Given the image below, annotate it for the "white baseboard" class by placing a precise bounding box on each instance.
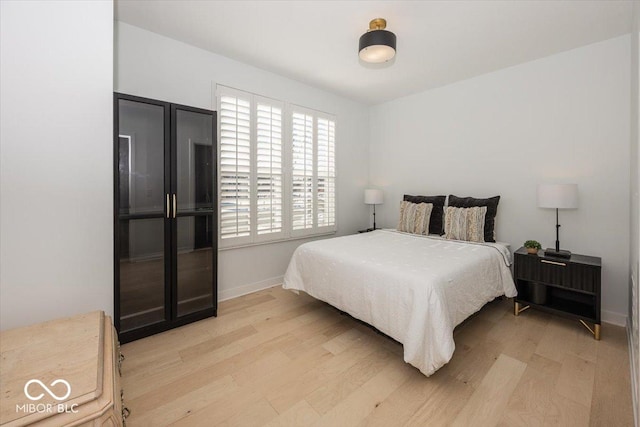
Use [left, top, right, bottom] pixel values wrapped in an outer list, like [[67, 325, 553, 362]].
[[219, 276, 283, 302], [602, 310, 627, 327], [627, 317, 639, 427]]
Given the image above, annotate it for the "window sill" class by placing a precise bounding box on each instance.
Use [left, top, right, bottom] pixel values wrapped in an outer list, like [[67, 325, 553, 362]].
[[218, 231, 337, 251]]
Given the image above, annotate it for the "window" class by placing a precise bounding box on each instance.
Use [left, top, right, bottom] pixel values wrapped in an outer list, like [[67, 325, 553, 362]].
[[316, 117, 336, 229], [256, 100, 283, 238], [217, 86, 336, 248], [291, 111, 314, 232], [219, 89, 251, 242]]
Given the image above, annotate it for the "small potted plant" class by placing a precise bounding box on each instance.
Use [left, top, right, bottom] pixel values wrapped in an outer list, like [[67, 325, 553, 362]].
[[524, 240, 542, 255]]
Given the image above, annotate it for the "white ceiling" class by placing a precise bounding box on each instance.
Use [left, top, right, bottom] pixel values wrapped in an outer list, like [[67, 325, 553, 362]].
[[115, 1, 632, 105]]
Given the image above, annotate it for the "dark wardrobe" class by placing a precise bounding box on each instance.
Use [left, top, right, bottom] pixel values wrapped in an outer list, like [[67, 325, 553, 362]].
[[114, 93, 217, 343]]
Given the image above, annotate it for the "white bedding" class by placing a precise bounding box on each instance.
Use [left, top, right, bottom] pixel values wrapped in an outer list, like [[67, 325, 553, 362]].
[[283, 229, 517, 376]]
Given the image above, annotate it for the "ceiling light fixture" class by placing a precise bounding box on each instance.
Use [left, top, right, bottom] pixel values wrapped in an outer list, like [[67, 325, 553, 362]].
[[358, 18, 397, 63]]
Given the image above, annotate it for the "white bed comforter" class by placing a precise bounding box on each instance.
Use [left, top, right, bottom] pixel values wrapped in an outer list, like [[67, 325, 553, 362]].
[[283, 229, 517, 376]]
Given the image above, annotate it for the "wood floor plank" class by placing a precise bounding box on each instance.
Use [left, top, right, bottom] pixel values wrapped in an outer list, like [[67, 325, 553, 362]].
[[178, 324, 258, 362], [256, 342, 335, 403], [232, 350, 292, 386], [498, 354, 562, 427], [169, 385, 265, 426], [218, 292, 276, 316], [589, 327, 634, 427], [322, 328, 364, 355], [543, 392, 590, 427], [126, 375, 237, 427], [120, 286, 634, 427], [218, 398, 279, 427], [358, 370, 443, 427], [265, 332, 375, 413], [403, 374, 474, 427], [305, 348, 396, 415], [554, 353, 596, 407], [474, 297, 510, 324], [312, 357, 416, 427], [439, 337, 505, 390], [265, 400, 321, 427], [282, 318, 351, 359], [127, 333, 299, 414], [535, 316, 597, 364], [451, 354, 527, 427]]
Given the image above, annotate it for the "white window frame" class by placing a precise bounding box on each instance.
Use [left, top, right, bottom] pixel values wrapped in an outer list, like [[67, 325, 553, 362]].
[[216, 85, 337, 249]]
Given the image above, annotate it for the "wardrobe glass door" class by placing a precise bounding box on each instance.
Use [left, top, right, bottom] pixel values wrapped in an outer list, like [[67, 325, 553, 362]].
[[116, 97, 170, 334], [173, 106, 216, 317]]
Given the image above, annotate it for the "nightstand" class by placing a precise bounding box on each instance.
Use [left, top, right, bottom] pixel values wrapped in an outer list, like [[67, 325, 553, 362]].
[[513, 247, 602, 340]]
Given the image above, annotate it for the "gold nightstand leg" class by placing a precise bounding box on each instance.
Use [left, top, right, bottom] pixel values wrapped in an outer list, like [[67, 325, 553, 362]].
[[579, 320, 601, 340], [514, 301, 530, 316]]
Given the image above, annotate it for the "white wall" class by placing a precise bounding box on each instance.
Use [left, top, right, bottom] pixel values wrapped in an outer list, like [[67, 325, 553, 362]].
[[629, 0, 640, 423], [0, 1, 114, 330], [115, 22, 370, 299], [370, 36, 631, 323]]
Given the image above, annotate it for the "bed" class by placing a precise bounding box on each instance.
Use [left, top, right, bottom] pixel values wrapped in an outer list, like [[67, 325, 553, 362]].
[[283, 229, 516, 376]]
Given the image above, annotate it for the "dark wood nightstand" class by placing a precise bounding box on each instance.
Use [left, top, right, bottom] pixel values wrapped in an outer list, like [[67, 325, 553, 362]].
[[513, 247, 602, 340]]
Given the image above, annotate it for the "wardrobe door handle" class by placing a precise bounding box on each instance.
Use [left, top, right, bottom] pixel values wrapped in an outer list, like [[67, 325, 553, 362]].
[[173, 194, 177, 219], [166, 194, 170, 218]]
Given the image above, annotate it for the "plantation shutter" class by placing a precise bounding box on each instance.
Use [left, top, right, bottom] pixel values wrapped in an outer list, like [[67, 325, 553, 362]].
[[255, 99, 284, 238], [217, 85, 337, 246], [291, 111, 314, 231], [317, 117, 336, 230], [219, 92, 251, 242]]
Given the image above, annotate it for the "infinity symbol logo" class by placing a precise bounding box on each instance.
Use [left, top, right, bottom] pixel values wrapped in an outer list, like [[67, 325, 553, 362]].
[[24, 379, 72, 401]]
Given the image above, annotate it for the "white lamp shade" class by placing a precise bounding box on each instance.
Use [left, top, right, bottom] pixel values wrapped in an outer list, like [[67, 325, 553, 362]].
[[364, 189, 384, 205], [537, 184, 578, 209]]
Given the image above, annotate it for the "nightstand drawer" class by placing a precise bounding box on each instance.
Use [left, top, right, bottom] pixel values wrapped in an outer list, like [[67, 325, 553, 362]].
[[515, 254, 571, 287], [514, 253, 599, 294], [571, 264, 599, 294]]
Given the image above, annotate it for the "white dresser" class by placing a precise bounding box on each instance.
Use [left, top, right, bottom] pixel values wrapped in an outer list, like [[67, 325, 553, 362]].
[[0, 311, 127, 426]]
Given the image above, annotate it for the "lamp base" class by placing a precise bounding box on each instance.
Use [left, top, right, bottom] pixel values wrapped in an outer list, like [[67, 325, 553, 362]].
[[543, 248, 572, 259]]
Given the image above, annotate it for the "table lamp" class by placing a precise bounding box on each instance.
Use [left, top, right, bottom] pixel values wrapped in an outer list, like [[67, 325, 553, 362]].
[[364, 189, 383, 230], [537, 184, 578, 258]]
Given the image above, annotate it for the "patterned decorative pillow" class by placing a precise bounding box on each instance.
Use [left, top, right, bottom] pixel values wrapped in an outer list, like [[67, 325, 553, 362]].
[[444, 206, 488, 242], [397, 201, 433, 235], [403, 195, 446, 235], [447, 195, 500, 242]]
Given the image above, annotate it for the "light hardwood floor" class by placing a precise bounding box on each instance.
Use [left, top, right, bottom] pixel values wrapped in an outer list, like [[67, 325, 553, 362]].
[[121, 286, 634, 426]]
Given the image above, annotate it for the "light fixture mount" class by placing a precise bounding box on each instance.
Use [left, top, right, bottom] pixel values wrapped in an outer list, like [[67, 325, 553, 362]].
[[369, 18, 387, 30], [359, 18, 397, 64]]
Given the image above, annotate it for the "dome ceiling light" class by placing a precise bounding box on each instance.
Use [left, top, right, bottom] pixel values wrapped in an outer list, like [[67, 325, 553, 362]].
[[358, 18, 397, 64]]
